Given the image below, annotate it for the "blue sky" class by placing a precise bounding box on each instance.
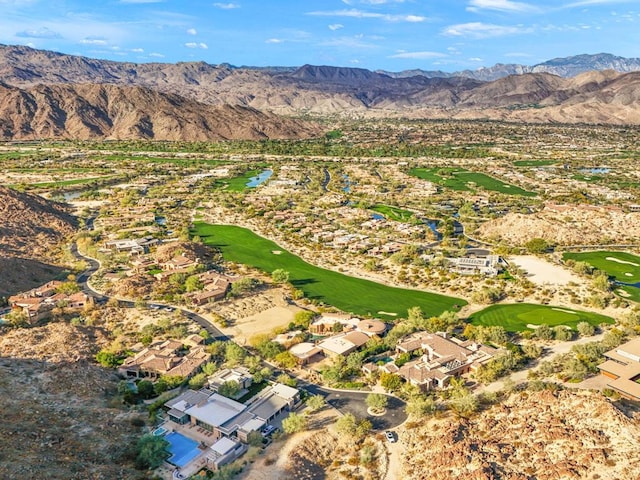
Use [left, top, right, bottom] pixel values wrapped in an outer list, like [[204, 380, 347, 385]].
[[0, 0, 638, 71]]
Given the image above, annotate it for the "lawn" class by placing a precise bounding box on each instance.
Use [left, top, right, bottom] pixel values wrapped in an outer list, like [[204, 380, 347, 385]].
[[369, 204, 416, 222], [192, 222, 466, 318], [469, 303, 614, 332], [563, 251, 640, 302], [408, 167, 536, 196], [513, 160, 557, 167]]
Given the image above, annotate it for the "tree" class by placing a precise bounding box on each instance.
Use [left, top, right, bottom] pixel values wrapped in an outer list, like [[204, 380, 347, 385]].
[[577, 321, 595, 337], [535, 324, 553, 341], [274, 351, 298, 369], [281, 412, 307, 434], [95, 350, 121, 367], [524, 238, 550, 254], [247, 431, 264, 447], [365, 393, 388, 413], [224, 343, 246, 366], [136, 380, 155, 400], [271, 269, 290, 284], [380, 372, 403, 392], [293, 310, 316, 329], [448, 392, 479, 417], [135, 434, 169, 470], [185, 275, 204, 293], [188, 372, 208, 390], [306, 394, 326, 412], [276, 373, 297, 387], [405, 395, 436, 418], [553, 326, 573, 341], [218, 380, 241, 398]]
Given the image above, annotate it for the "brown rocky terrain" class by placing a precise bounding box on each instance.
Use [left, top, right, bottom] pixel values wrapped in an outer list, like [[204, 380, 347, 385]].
[[0, 322, 143, 479], [476, 204, 640, 246], [401, 390, 640, 480], [0, 82, 320, 141], [0, 186, 77, 296], [3, 45, 640, 125]]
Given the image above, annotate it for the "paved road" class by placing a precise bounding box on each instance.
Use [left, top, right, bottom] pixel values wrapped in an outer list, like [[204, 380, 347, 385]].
[[72, 242, 407, 430], [304, 383, 407, 431], [71, 243, 228, 340]]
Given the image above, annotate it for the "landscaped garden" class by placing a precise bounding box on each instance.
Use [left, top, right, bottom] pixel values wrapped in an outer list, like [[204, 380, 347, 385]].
[[408, 167, 536, 196], [563, 250, 640, 302], [468, 303, 614, 332], [192, 222, 466, 318]]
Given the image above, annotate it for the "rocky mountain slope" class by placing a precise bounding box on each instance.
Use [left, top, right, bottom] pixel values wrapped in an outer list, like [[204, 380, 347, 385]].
[[401, 389, 640, 480], [0, 82, 319, 141], [380, 53, 640, 81], [0, 186, 77, 296], [3, 44, 640, 126], [0, 322, 143, 479]]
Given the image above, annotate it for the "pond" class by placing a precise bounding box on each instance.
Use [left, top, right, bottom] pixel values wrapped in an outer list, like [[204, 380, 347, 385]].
[[246, 169, 273, 187], [155, 216, 167, 226], [342, 174, 354, 193], [425, 219, 442, 241], [580, 167, 610, 174]]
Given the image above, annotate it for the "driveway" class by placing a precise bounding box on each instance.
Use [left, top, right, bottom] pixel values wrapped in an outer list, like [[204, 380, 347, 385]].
[[303, 383, 407, 431]]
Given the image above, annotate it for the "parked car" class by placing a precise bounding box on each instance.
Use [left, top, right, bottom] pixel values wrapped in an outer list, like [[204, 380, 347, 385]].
[[262, 425, 277, 437], [385, 431, 396, 443]]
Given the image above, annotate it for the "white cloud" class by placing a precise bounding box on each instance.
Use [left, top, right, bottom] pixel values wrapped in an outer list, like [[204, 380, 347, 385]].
[[187, 28, 197, 35], [80, 37, 108, 45], [319, 36, 379, 49], [131, 48, 144, 52], [15, 27, 62, 39], [443, 22, 531, 38], [389, 50, 446, 59], [265, 38, 284, 43], [329, 23, 344, 30], [185, 42, 208, 49], [467, 0, 540, 13], [469, 57, 483, 61], [119, 0, 164, 3], [149, 52, 165, 57], [308, 9, 427, 22], [213, 2, 239, 8], [564, 0, 634, 7]]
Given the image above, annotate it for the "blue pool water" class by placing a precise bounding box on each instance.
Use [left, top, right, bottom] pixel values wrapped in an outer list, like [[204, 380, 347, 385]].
[[165, 432, 201, 468], [152, 426, 167, 436]]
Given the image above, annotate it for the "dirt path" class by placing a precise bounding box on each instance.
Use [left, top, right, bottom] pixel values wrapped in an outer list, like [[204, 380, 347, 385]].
[[384, 433, 405, 480]]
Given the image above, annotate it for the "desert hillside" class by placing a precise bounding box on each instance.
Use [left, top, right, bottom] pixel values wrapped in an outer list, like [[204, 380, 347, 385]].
[[402, 389, 640, 480], [0, 82, 320, 141], [0, 322, 142, 479], [0, 186, 77, 296]]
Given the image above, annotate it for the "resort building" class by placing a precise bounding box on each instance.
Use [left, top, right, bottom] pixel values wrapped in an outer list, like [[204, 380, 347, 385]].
[[598, 338, 640, 401]]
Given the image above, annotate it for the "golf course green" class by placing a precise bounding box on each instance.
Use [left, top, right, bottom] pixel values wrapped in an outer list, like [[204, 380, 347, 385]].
[[563, 250, 640, 302], [469, 303, 613, 332], [192, 222, 466, 318], [408, 167, 537, 197]]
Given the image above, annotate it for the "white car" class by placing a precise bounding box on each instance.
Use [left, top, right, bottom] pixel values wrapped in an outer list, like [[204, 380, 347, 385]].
[[385, 431, 396, 443]]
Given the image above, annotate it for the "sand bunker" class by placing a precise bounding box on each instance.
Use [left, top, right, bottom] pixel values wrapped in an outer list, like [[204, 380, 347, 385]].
[[378, 311, 398, 316], [617, 289, 632, 298], [606, 256, 640, 267], [625, 273, 634, 277], [272, 250, 282, 255], [552, 308, 577, 314], [510, 255, 582, 286]]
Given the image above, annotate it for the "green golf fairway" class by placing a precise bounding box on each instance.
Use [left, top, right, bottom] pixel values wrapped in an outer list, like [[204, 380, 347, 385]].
[[469, 303, 613, 332], [192, 222, 466, 318]]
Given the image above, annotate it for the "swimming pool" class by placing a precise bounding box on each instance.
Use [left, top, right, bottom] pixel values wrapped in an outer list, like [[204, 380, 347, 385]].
[[165, 432, 202, 468], [152, 426, 167, 436]]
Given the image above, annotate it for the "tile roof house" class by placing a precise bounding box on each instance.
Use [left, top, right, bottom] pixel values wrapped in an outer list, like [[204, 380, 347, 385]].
[[8, 281, 91, 323], [598, 338, 640, 401], [318, 331, 370, 357], [118, 338, 210, 380], [394, 332, 499, 391]]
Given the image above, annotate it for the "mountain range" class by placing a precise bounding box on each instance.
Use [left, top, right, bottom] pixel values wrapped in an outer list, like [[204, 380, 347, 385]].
[[2, 44, 640, 140]]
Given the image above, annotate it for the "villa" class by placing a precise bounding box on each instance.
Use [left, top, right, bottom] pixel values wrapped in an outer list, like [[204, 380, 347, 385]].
[[8, 281, 92, 323], [598, 338, 640, 401], [365, 331, 499, 391], [118, 336, 210, 381]]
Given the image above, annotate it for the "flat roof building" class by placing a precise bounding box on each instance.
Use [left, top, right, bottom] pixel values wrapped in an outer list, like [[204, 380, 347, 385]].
[[598, 338, 640, 401]]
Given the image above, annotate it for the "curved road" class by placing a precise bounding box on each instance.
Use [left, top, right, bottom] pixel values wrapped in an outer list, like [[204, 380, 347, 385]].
[[71, 242, 407, 430]]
